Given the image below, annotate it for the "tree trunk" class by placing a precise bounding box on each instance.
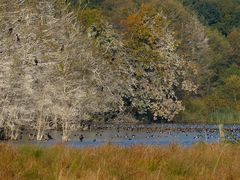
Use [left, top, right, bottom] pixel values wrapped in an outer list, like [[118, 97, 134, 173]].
[[62, 121, 70, 141], [36, 129, 44, 141], [9, 126, 19, 140], [234, 92, 237, 102], [62, 133, 69, 142], [36, 114, 47, 141], [36, 121, 45, 141]]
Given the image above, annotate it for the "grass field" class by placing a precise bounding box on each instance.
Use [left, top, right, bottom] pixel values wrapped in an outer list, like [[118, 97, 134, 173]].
[[0, 143, 239, 180]]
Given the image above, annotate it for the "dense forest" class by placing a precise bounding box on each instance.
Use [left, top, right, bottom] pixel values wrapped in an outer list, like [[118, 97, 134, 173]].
[[73, 0, 240, 123], [0, 0, 239, 140]]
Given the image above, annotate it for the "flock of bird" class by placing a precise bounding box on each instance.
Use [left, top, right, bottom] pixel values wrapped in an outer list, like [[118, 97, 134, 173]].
[[0, 123, 239, 143], [17, 124, 239, 144]]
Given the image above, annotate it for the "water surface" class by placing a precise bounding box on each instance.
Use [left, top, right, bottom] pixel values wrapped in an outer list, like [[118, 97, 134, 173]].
[[14, 123, 240, 147]]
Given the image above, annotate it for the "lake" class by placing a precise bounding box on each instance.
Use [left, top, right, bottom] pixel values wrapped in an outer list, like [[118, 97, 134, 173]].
[[11, 123, 240, 147]]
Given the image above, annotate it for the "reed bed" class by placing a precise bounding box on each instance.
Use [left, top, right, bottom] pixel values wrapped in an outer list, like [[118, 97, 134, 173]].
[[0, 143, 239, 180]]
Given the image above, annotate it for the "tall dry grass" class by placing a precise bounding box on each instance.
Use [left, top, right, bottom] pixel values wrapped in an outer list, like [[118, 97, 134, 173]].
[[0, 143, 239, 180]]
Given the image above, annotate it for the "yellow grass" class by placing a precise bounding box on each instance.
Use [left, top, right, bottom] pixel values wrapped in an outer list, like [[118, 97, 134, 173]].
[[0, 143, 239, 180]]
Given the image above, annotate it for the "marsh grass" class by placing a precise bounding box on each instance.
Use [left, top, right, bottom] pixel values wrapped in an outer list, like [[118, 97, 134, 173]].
[[0, 143, 239, 180], [208, 109, 240, 124], [180, 107, 240, 124]]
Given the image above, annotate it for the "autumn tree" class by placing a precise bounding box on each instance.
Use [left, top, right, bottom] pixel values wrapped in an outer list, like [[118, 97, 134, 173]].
[[121, 4, 198, 121]]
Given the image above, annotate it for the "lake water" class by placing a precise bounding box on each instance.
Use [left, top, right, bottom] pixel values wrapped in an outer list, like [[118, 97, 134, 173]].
[[14, 123, 240, 147]]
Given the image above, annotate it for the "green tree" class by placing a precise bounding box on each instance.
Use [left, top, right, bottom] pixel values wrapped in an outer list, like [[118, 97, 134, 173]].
[[228, 28, 240, 64], [223, 75, 240, 102]]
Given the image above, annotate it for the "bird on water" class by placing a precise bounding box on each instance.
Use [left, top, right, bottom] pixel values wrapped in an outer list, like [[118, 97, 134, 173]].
[[79, 134, 84, 142]]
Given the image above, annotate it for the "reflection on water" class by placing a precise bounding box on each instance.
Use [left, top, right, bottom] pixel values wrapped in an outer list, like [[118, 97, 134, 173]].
[[10, 124, 240, 147]]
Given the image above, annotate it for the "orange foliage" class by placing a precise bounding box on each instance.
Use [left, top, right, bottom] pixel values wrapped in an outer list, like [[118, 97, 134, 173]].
[[121, 4, 155, 32]]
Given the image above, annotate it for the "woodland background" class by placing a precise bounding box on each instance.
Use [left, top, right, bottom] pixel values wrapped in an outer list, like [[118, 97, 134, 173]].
[[0, 0, 240, 140]]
